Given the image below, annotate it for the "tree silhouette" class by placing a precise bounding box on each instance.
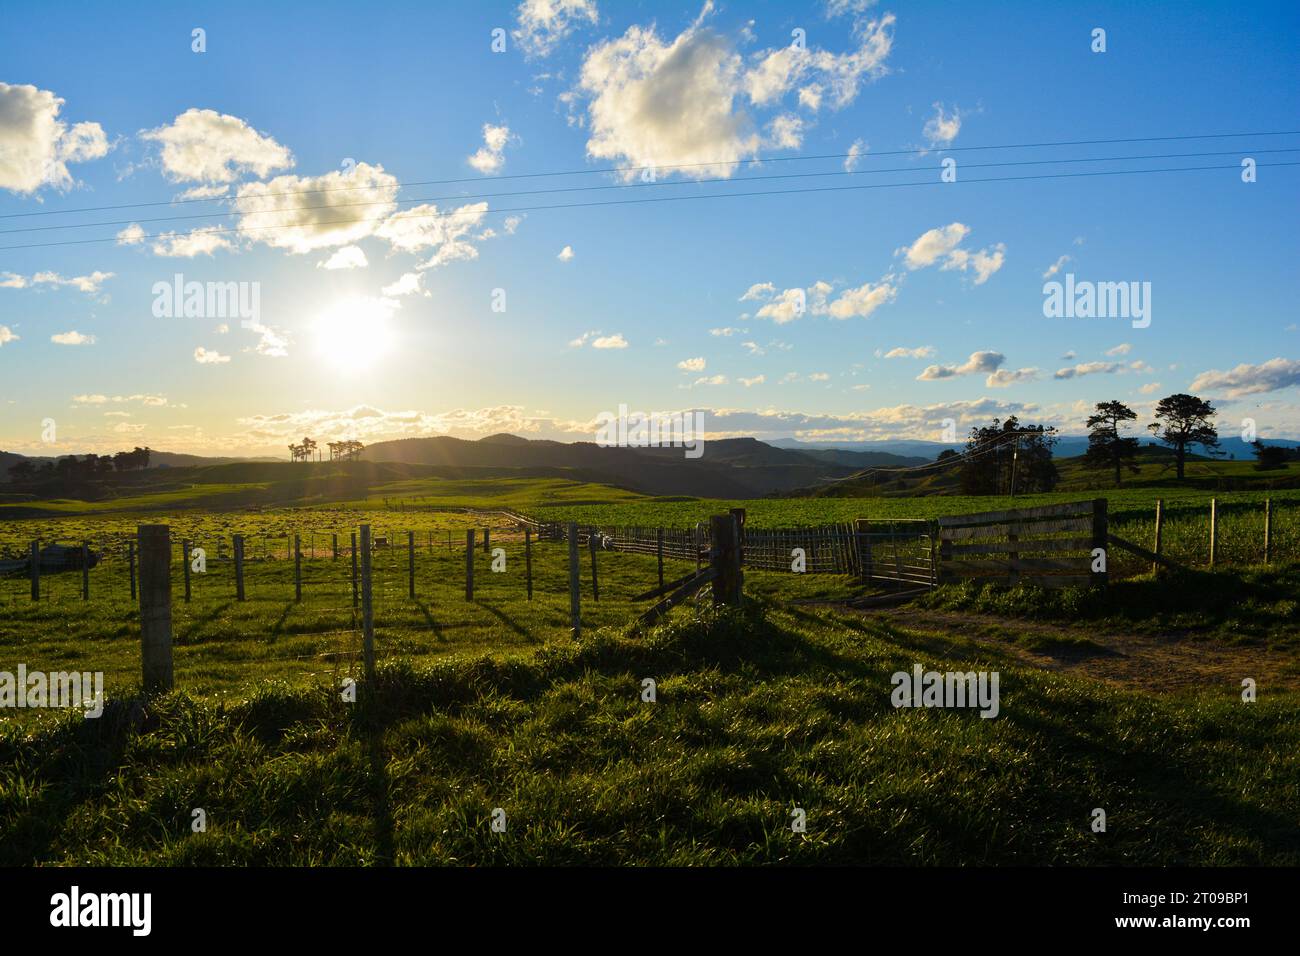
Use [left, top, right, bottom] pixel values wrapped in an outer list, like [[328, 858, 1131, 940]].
[[1149, 394, 1218, 480], [1084, 401, 1140, 487]]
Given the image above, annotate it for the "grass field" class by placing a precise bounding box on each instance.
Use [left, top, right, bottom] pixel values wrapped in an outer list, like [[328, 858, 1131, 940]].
[[4, 467, 1300, 576], [2, 474, 1298, 866], [3, 601, 1297, 866]]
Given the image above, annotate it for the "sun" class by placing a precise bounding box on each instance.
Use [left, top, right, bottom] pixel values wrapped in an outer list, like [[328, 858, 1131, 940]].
[[312, 296, 397, 372]]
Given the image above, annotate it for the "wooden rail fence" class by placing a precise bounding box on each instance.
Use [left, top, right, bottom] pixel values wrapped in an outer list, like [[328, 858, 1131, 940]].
[[937, 499, 1107, 589]]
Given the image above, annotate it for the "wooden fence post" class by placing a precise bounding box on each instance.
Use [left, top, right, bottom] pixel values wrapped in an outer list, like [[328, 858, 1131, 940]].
[[1209, 497, 1218, 568], [128, 539, 135, 602], [29, 541, 40, 602], [710, 514, 742, 606], [233, 534, 245, 601], [1153, 499, 1164, 576], [408, 530, 416, 599], [657, 527, 665, 590], [465, 529, 475, 601], [853, 518, 869, 581], [360, 524, 375, 685], [182, 538, 192, 602], [294, 534, 302, 602], [1264, 499, 1272, 564], [589, 529, 600, 601], [139, 524, 174, 693], [568, 522, 581, 638], [1092, 498, 1109, 588], [483, 527, 490, 554], [81, 541, 90, 600], [351, 532, 359, 609], [525, 527, 533, 600], [332, 533, 339, 561]]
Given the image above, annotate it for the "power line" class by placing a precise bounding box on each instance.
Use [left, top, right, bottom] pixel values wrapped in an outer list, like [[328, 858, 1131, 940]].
[[2, 128, 1296, 221], [5, 147, 1295, 237], [1, 161, 1295, 254]]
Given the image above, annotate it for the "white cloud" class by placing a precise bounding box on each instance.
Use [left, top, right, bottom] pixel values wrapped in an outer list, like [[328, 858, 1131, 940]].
[[900, 222, 969, 269], [1139, 382, 1162, 395], [844, 138, 866, 172], [677, 356, 706, 372], [1042, 254, 1071, 279], [467, 123, 518, 174], [557, 244, 575, 261], [922, 102, 962, 146], [10, 270, 115, 294], [822, 278, 897, 319], [883, 346, 935, 359], [572, 8, 892, 181], [985, 367, 1039, 388], [1053, 361, 1124, 380], [382, 272, 426, 297], [710, 326, 746, 336], [176, 184, 230, 201], [0, 82, 109, 194], [739, 375, 764, 387], [694, 374, 728, 386], [0, 326, 19, 346], [375, 199, 489, 268], [194, 347, 230, 364], [152, 226, 234, 258], [316, 245, 368, 270], [514, 0, 599, 57], [754, 287, 809, 324], [245, 320, 291, 358], [577, 20, 760, 181], [943, 244, 1005, 285], [51, 330, 95, 345], [142, 108, 293, 184], [917, 350, 1005, 381], [592, 333, 628, 349], [73, 393, 170, 407], [116, 223, 145, 245], [237, 162, 399, 254], [1105, 342, 1132, 356], [743, 12, 895, 111], [739, 281, 776, 301], [1190, 358, 1300, 398], [899, 222, 1004, 285], [764, 113, 804, 150], [809, 372, 830, 382]]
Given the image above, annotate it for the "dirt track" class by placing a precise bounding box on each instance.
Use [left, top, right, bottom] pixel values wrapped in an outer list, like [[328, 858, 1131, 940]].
[[849, 606, 1298, 694]]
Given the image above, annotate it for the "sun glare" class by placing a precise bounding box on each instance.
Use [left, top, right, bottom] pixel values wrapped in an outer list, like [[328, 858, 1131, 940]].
[[312, 296, 396, 372]]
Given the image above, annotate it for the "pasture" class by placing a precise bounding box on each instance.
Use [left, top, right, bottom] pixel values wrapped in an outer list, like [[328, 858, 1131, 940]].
[[2, 475, 1298, 866]]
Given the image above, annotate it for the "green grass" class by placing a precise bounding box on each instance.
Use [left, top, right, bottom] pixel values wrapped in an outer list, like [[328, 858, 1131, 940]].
[[0, 532, 861, 710], [2, 479, 1298, 866], [918, 564, 1300, 649], [2, 602, 1295, 866]]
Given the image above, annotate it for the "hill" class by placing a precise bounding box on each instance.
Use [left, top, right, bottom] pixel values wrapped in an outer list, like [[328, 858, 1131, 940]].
[[359, 434, 922, 497], [803, 444, 1300, 498]]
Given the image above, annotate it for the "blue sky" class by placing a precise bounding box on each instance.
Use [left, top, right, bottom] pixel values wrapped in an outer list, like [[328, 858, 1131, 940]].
[[1, 0, 1297, 457]]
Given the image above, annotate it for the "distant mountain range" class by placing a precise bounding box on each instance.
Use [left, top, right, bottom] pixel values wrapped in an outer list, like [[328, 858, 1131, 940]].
[[358, 434, 929, 497], [3, 432, 1295, 501], [769, 435, 1300, 461]]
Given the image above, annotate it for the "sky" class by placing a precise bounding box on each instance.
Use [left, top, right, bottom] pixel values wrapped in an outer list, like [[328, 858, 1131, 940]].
[[1, 0, 1297, 458]]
